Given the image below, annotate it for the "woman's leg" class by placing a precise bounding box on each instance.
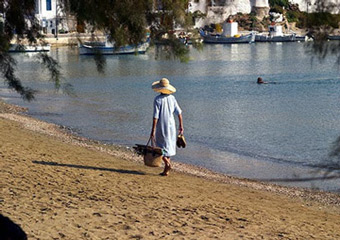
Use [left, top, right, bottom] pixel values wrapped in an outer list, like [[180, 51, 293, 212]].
[[161, 156, 171, 176]]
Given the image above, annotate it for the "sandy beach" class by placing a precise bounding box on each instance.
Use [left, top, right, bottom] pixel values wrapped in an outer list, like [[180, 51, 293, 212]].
[[1, 100, 340, 240]]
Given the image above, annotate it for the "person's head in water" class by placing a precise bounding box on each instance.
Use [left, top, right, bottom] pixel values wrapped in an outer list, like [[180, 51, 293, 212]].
[[257, 77, 267, 84]]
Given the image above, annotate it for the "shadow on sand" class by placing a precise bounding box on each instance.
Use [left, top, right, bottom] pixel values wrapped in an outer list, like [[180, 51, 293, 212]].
[[32, 160, 145, 175], [0, 214, 27, 240]]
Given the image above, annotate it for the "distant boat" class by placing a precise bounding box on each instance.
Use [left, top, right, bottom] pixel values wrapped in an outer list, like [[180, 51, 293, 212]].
[[83, 41, 106, 47], [255, 34, 306, 42], [255, 23, 306, 42], [79, 38, 150, 55], [9, 44, 51, 52], [177, 32, 203, 45], [200, 20, 255, 44], [294, 35, 308, 42], [200, 30, 255, 44], [328, 35, 340, 40]]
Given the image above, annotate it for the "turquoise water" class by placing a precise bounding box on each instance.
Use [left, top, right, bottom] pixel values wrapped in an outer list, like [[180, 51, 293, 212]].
[[1, 43, 340, 191]]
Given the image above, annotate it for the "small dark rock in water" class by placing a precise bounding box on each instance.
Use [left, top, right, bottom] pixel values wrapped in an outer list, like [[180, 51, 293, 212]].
[[0, 214, 27, 240]]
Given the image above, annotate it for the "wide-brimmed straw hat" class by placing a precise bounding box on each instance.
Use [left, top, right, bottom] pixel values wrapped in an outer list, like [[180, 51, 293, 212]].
[[152, 78, 176, 94]]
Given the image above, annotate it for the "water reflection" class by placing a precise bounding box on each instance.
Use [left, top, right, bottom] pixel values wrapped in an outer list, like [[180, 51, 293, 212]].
[[3, 43, 340, 191]]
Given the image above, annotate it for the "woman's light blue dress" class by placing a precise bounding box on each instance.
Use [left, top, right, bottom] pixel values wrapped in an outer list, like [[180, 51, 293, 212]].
[[153, 94, 182, 157]]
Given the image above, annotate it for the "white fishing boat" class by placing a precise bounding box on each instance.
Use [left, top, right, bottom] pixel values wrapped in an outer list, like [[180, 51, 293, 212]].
[[79, 38, 150, 55], [255, 24, 306, 42], [9, 44, 51, 52], [328, 35, 340, 40], [200, 31, 255, 44], [255, 34, 305, 42], [200, 21, 255, 44]]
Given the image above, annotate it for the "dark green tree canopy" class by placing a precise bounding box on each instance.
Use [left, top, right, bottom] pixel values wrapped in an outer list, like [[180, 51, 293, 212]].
[[0, 0, 190, 100]]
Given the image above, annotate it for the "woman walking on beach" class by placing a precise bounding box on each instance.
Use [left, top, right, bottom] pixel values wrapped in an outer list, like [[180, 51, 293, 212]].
[[150, 78, 184, 176]]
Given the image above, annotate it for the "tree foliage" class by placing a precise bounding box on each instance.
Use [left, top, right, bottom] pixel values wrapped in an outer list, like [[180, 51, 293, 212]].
[[0, 0, 61, 100], [269, 0, 289, 9], [66, 0, 150, 46], [0, 0, 190, 100], [304, 1, 340, 65]]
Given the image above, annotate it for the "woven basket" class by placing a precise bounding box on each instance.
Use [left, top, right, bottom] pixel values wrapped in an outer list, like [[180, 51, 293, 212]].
[[143, 146, 163, 167], [134, 138, 163, 167]]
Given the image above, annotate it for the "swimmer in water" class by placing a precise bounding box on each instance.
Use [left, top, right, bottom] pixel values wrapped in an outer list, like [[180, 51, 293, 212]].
[[257, 77, 268, 84]]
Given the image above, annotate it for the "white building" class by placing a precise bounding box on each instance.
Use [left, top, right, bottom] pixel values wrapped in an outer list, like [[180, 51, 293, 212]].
[[223, 21, 239, 36], [188, 0, 270, 28], [35, 0, 73, 35], [188, 0, 208, 28], [35, 0, 57, 34]]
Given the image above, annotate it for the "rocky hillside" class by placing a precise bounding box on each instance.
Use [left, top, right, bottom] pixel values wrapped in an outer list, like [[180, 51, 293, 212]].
[[229, 1, 309, 32]]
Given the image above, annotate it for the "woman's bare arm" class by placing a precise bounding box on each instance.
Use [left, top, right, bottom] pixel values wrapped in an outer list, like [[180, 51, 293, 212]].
[[151, 118, 158, 138], [178, 114, 183, 134]]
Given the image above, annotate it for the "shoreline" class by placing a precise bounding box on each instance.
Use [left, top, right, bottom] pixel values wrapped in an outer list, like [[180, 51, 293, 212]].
[[2, 99, 340, 239], [1, 99, 339, 206]]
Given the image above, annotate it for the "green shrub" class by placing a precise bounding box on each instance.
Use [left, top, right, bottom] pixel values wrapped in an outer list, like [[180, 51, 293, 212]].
[[308, 12, 340, 28], [286, 10, 299, 22], [269, 0, 289, 8], [270, 5, 283, 14]]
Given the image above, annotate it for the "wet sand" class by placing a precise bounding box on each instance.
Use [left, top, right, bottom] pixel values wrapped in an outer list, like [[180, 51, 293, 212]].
[[1, 100, 340, 239]]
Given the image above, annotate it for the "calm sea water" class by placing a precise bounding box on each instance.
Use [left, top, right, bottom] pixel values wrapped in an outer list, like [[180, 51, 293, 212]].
[[1, 43, 340, 191]]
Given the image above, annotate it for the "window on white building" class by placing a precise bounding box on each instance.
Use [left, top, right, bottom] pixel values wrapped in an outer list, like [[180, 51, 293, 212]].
[[35, 0, 39, 13], [46, 0, 52, 11]]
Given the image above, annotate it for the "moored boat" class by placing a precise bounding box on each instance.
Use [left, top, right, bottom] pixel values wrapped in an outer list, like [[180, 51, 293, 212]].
[[255, 23, 306, 42], [327, 35, 340, 40], [200, 31, 255, 44], [200, 20, 255, 44], [79, 38, 150, 55], [255, 34, 306, 42], [294, 35, 308, 42], [9, 44, 51, 52]]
